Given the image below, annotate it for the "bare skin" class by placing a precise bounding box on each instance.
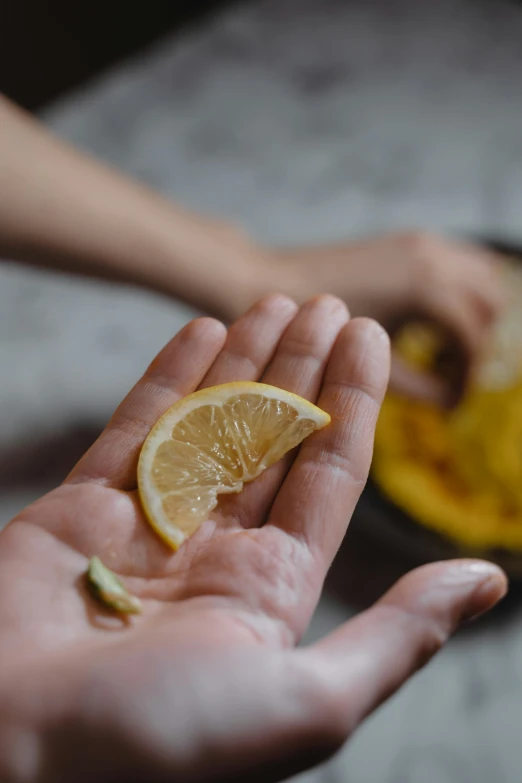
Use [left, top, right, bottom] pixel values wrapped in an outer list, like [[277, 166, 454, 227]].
[[0, 295, 506, 783], [0, 95, 504, 405], [281, 232, 504, 405]]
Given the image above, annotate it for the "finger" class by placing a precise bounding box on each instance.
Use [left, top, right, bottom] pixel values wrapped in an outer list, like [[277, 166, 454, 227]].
[[66, 318, 227, 489], [424, 234, 504, 311], [269, 318, 390, 567], [200, 294, 298, 387], [219, 295, 350, 528], [450, 242, 506, 321], [262, 296, 349, 392], [389, 354, 448, 406], [303, 560, 507, 740], [419, 289, 487, 406]]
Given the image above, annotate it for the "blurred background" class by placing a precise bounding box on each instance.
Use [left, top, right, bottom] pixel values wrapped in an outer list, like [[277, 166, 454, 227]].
[[2, 0, 522, 780]]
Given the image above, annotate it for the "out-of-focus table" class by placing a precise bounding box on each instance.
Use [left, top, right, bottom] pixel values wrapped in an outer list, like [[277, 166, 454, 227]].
[[2, 0, 522, 779]]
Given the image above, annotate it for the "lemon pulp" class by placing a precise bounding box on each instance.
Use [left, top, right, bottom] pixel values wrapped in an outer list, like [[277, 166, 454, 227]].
[[138, 382, 330, 549]]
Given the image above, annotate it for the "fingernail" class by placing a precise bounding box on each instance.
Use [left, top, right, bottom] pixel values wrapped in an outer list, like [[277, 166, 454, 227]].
[[459, 562, 508, 623], [461, 561, 503, 577], [367, 320, 389, 342]]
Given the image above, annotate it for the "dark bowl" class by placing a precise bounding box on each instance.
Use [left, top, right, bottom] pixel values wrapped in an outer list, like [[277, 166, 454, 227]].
[[354, 236, 522, 581]]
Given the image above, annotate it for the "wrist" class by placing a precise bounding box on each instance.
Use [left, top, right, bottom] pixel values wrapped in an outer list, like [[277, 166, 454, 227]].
[[273, 242, 409, 322], [145, 205, 311, 322], [268, 247, 336, 308], [146, 213, 274, 321], [217, 242, 306, 322]]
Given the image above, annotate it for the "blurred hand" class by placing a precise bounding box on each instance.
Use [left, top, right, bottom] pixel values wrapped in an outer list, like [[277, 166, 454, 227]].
[[277, 231, 505, 406], [0, 296, 506, 783], [0, 96, 503, 408]]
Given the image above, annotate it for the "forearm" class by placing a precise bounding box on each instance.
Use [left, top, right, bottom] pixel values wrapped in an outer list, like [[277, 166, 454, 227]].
[[0, 95, 269, 320]]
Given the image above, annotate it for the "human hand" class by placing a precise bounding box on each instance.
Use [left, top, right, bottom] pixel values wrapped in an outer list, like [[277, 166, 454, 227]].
[[277, 232, 504, 406], [0, 94, 501, 408], [0, 295, 506, 783]]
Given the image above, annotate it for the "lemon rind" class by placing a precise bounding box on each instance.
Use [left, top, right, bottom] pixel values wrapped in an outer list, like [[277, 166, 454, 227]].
[[138, 382, 330, 550]]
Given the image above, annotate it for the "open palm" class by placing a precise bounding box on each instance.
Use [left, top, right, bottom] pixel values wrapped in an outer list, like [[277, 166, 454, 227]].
[[0, 295, 506, 783]]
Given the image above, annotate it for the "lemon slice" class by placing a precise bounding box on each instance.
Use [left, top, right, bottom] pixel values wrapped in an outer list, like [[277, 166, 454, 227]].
[[138, 382, 330, 549]]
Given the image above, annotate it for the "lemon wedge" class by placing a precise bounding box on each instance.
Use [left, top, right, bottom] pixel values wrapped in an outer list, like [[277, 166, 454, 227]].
[[138, 382, 330, 549]]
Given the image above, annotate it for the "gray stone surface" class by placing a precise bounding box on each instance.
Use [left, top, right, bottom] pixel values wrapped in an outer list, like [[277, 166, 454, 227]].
[[2, 0, 522, 779]]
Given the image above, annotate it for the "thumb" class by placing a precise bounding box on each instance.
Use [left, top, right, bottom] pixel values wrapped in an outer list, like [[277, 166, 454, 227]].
[[227, 561, 506, 783], [389, 285, 488, 407], [299, 560, 506, 752]]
